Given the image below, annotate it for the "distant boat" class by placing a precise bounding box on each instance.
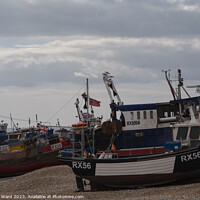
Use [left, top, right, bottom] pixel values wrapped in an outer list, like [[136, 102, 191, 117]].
[[0, 125, 54, 151], [0, 129, 71, 177], [0, 121, 7, 134]]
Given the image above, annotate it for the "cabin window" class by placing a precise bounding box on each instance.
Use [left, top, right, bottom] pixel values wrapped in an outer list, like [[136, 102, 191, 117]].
[[176, 127, 188, 140], [8, 134, 21, 140], [189, 126, 200, 139], [49, 138, 60, 145], [130, 112, 134, 120], [157, 103, 179, 119], [143, 111, 147, 119], [150, 111, 153, 119], [137, 111, 140, 120], [120, 113, 126, 127]]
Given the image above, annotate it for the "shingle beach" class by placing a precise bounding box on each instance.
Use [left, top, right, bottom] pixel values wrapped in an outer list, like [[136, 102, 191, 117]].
[[0, 166, 199, 200]]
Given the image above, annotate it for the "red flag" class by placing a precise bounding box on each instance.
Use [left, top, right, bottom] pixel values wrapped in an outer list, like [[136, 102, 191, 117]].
[[89, 98, 101, 107]]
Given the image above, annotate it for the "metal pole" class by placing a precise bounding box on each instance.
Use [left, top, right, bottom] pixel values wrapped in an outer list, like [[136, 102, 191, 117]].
[[81, 129, 85, 157], [92, 128, 95, 155], [86, 78, 89, 126], [72, 131, 75, 158]]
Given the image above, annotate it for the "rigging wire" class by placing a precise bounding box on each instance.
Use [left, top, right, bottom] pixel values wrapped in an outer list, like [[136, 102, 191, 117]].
[[0, 83, 86, 126], [0, 115, 30, 122], [46, 83, 86, 123]]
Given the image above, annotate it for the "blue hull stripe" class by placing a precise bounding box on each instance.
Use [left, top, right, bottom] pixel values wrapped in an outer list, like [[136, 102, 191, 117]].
[[120, 127, 172, 149], [114, 103, 157, 111]]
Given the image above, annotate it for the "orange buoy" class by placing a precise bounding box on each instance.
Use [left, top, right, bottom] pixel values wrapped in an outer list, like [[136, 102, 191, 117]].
[[111, 144, 116, 151], [72, 121, 88, 129], [77, 121, 87, 127]]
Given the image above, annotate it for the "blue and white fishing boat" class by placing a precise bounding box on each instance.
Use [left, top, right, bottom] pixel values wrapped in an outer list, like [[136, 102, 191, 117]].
[[100, 70, 200, 155], [58, 70, 200, 190], [60, 70, 200, 159], [58, 69, 200, 191]]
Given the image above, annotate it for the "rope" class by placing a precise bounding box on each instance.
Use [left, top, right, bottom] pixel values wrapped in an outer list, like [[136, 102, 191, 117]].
[[46, 83, 86, 122], [0, 83, 86, 126], [0, 115, 30, 122]]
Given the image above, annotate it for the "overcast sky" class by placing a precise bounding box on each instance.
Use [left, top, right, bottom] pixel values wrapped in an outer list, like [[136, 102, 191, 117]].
[[1, 0, 200, 128]]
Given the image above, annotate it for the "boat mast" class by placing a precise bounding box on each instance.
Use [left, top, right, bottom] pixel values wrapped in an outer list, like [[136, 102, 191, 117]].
[[163, 69, 191, 117], [86, 78, 89, 126], [102, 72, 122, 105], [177, 69, 183, 115], [163, 69, 190, 101], [10, 113, 18, 132], [74, 98, 84, 122], [81, 78, 90, 124], [162, 70, 177, 100], [177, 69, 182, 100], [177, 69, 190, 99], [103, 72, 123, 121]]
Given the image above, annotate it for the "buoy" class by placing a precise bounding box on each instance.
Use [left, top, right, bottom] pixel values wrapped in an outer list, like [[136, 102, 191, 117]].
[[83, 150, 87, 157], [72, 121, 88, 129], [77, 121, 87, 127], [111, 144, 116, 151]]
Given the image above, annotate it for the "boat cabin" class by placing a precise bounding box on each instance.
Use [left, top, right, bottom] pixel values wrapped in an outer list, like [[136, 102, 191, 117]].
[[172, 124, 200, 148], [110, 96, 200, 149]]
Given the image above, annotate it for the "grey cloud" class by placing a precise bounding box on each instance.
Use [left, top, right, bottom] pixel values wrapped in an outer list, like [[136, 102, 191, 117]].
[[0, 61, 83, 87], [0, 0, 200, 37], [2, 0, 200, 127], [1, 36, 200, 88]]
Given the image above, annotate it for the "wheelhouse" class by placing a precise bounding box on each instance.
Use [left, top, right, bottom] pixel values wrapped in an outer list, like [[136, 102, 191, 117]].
[[173, 124, 200, 148]]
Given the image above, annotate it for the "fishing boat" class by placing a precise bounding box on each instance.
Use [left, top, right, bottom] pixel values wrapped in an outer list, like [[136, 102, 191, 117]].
[[97, 70, 200, 155], [61, 70, 200, 159], [59, 115, 200, 191], [58, 144, 200, 191], [63, 79, 102, 158], [58, 69, 200, 190], [0, 125, 55, 152], [0, 121, 7, 134], [0, 130, 71, 177]]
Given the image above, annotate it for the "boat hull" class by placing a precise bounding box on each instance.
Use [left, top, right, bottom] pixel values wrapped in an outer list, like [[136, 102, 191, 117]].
[[87, 172, 200, 189], [58, 146, 200, 190], [0, 139, 71, 177], [0, 151, 62, 177]]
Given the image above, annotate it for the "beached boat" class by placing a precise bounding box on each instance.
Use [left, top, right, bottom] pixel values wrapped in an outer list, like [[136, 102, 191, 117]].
[[63, 78, 102, 157], [98, 70, 200, 155], [0, 124, 56, 151], [0, 135, 71, 177], [58, 69, 200, 190], [58, 144, 200, 191], [0, 121, 7, 134], [59, 117, 200, 190], [61, 70, 200, 159]]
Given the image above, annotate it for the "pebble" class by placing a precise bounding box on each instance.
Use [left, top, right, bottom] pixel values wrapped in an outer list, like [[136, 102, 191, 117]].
[[0, 166, 199, 200]]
